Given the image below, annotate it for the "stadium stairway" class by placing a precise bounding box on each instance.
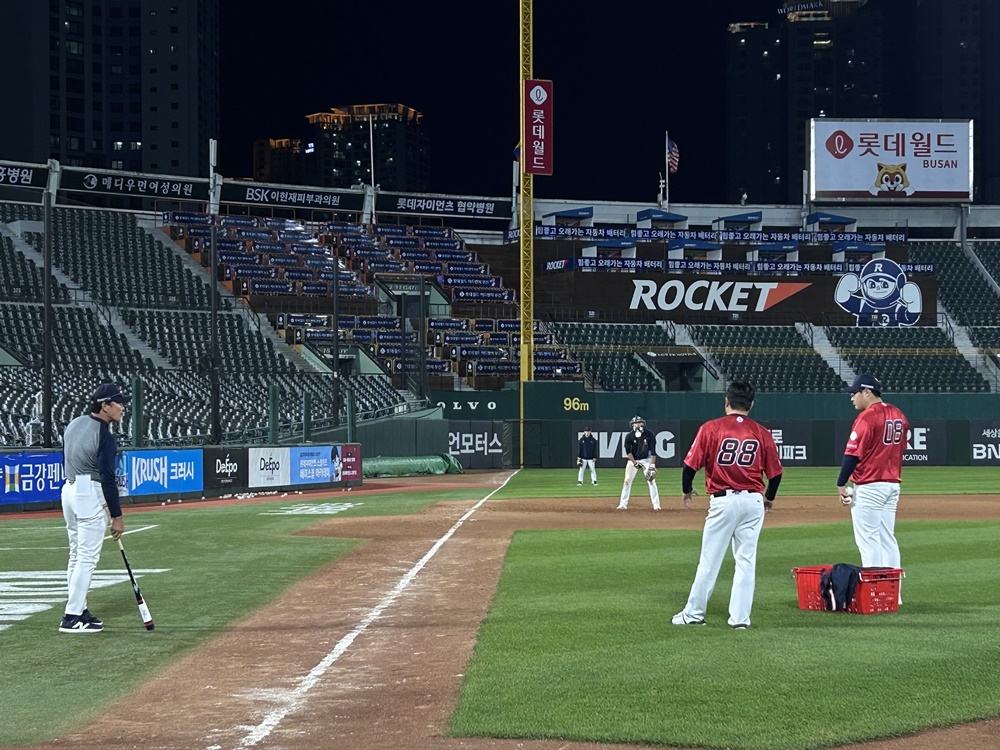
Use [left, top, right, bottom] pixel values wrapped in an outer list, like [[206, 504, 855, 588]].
[[2, 219, 171, 368], [798, 322, 855, 383], [135, 216, 317, 374], [939, 304, 999, 390], [673, 324, 724, 391], [0, 221, 79, 298]]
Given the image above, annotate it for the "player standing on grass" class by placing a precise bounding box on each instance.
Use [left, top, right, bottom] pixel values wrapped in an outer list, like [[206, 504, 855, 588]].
[[58, 383, 129, 633], [617, 416, 659, 511], [576, 426, 598, 486], [836, 373, 908, 572], [672, 382, 782, 629]]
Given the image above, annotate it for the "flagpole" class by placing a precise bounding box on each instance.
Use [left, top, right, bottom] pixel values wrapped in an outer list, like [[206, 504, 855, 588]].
[[664, 131, 670, 210]]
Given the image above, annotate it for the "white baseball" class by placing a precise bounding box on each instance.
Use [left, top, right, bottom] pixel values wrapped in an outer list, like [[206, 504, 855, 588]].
[[844, 487, 853, 497]]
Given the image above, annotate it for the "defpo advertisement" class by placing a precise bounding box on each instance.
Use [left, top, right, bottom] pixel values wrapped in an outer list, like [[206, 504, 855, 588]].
[[248, 447, 291, 488], [810, 119, 973, 202]]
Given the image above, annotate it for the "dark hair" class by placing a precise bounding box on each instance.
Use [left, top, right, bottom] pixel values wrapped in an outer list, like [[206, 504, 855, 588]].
[[726, 381, 755, 412], [88, 400, 103, 414]]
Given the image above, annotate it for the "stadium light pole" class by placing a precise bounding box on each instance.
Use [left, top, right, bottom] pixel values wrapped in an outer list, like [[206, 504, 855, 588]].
[[42, 159, 60, 448], [518, 0, 535, 469], [208, 139, 222, 444]]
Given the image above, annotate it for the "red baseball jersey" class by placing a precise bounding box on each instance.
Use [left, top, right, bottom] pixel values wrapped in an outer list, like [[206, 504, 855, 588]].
[[844, 401, 909, 484], [684, 414, 783, 496]]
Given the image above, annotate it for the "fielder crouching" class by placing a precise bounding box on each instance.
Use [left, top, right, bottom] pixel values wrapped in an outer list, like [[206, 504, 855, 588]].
[[617, 415, 660, 511]]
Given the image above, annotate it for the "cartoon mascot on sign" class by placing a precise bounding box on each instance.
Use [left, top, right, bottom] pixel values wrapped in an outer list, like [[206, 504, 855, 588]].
[[869, 163, 915, 196], [835, 258, 922, 327]]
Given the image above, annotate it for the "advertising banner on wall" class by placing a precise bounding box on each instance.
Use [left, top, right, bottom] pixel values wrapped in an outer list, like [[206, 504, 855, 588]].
[[1, 452, 64, 505], [248, 447, 291, 488], [125, 449, 204, 496], [560, 272, 937, 326], [203, 447, 249, 491], [834, 419, 947, 468], [290, 446, 339, 485], [810, 119, 973, 203], [449, 420, 504, 469], [572, 420, 682, 468], [758, 421, 814, 466], [969, 421, 1000, 465], [340, 444, 362, 482]]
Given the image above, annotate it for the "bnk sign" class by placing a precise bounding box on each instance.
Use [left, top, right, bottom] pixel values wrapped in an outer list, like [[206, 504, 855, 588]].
[[629, 280, 809, 312]]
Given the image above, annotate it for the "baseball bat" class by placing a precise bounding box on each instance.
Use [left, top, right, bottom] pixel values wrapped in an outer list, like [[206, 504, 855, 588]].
[[117, 538, 155, 630]]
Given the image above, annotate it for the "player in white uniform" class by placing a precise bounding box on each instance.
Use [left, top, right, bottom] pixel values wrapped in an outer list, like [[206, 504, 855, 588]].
[[59, 383, 129, 633]]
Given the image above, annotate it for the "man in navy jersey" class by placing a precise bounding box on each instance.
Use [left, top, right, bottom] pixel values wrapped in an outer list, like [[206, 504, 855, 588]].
[[672, 382, 782, 629], [617, 416, 660, 510], [837, 373, 909, 571]]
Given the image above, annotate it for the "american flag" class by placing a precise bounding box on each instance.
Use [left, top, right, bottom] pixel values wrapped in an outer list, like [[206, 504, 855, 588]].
[[667, 138, 680, 174]]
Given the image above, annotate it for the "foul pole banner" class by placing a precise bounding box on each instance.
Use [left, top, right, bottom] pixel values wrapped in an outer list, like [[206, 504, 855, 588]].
[[524, 80, 553, 175], [810, 119, 973, 202]]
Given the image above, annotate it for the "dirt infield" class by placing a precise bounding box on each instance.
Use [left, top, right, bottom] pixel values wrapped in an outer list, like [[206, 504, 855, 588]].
[[26, 473, 1000, 750]]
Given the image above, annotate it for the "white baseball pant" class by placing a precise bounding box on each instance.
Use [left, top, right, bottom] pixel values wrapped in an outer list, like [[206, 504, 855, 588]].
[[677, 490, 765, 627], [577, 459, 597, 484], [851, 481, 901, 568], [62, 476, 109, 617], [618, 458, 659, 510]]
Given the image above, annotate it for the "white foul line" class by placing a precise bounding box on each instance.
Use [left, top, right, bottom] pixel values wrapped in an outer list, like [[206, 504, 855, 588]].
[[234, 470, 520, 748], [0, 525, 158, 551]]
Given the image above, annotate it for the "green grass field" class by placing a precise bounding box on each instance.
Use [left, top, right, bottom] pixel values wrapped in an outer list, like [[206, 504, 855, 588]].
[[1, 468, 998, 749], [451, 468, 1000, 750]]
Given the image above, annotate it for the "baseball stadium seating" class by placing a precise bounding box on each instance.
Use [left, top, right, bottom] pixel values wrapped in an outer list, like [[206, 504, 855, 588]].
[[907, 241, 1000, 327], [549, 322, 672, 391], [688, 324, 845, 392], [118, 308, 292, 374], [0, 203, 416, 445], [971, 241, 1000, 296], [0, 235, 71, 303], [22, 209, 224, 310], [825, 325, 989, 393], [0, 303, 149, 372]]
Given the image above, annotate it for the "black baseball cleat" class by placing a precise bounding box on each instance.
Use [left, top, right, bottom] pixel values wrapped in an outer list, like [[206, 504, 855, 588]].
[[80, 609, 103, 627], [577, 481, 582, 486], [59, 615, 103, 633], [730, 623, 750, 630]]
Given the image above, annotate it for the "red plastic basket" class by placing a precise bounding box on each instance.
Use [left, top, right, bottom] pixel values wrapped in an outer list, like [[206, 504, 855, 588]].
[[792, 565, 903, 615]]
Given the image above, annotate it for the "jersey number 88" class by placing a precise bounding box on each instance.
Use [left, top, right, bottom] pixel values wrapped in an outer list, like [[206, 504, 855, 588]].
[[717, 438, 760, 466]]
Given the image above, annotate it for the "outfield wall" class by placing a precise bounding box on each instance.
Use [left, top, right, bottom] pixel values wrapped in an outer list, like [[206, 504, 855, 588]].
[[434, 385, 1000, 422], [446, 416, 1000, 470], [0, 444, 362, 512]]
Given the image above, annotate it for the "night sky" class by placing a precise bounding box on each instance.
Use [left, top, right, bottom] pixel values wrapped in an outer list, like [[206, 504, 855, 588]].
[[218, 0, 783, 204]]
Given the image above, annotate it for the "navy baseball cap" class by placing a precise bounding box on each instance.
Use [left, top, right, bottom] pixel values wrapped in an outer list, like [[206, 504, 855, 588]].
[[92, 383, 131, 404], [843, 373, 881, 394], [583, 426, 592, 431]]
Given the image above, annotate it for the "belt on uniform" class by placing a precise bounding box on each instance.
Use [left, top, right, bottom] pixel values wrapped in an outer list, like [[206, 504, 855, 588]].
[[712, 489, 754, 498], [66, 472, 101, 484]]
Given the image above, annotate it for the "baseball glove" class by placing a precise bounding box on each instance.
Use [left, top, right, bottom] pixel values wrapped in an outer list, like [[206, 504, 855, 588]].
[[576, 457, 583, 468], [644, 466, 657, 482]]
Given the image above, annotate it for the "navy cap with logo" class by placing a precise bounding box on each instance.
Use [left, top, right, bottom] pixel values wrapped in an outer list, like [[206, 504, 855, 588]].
[[843, 373, 881, 394], [92, 383, 131, 404]]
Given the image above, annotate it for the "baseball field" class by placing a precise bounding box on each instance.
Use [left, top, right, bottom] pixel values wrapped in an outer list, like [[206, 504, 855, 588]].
[[1, 466, 998, 750]]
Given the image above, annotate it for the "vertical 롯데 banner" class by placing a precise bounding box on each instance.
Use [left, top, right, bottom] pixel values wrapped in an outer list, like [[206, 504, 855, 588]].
[[524, 80, 553, 175]]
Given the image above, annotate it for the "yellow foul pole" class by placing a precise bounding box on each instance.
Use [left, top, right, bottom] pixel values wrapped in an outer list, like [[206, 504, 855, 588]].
[[518, 0, 534, 468]]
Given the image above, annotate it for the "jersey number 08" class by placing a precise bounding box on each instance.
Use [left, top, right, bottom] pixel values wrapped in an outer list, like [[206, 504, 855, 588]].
[[882, 419, 904, 445], [717, 438, 760, 466]]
